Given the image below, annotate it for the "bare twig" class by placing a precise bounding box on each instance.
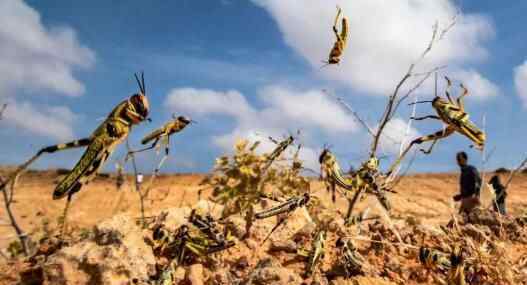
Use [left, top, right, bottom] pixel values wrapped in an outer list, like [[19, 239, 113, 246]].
[[322, 90, 375, 136], [504, 156, 527, 189], [370, 22, 440, 157], [0, 103, 7, 120], [0, 105, 29, 257], [125, 138, 147, 228], [0, 175, 29, 256]]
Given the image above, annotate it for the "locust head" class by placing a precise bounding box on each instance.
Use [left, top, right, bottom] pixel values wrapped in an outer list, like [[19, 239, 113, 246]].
[[363, 156, 379, 171], [127, 72, 150, 124], [319, 146, 334, 164], [129, 93, 150, 123], [174, 115, 194, 126]]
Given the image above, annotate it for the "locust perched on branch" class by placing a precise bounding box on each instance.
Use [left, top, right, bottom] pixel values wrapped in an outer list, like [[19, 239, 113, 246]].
[[0, 72, 150, 239], [319, 148, 391, 223], [322, 6, 349, 66], [390, 77, 485, 174], [126, 114, 193, 196], [132, 114, 193, 156]]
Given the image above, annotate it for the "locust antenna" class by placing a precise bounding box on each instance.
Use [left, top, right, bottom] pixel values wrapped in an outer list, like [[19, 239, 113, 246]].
[[407, 100, 433, 106], [141, 71, 146, 94], [134, 73, 144, 94]]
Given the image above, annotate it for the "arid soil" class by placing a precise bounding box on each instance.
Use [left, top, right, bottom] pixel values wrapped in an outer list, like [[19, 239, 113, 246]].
[[1, 168, 526, 284], [1, 168, 526, 249]]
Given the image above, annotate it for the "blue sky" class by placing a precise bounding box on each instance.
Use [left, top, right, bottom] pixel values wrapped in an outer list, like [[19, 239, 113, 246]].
[[1, 0, 527, 175]]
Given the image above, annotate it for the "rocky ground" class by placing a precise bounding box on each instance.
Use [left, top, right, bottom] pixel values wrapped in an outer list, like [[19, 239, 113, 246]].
[[0, 169, 527, 284]]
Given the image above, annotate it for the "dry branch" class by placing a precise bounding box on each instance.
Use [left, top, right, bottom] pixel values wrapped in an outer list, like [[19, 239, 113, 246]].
[[0, 175, 29, 256], [0, 104, 30, 257], [125, 138, 147, 228]]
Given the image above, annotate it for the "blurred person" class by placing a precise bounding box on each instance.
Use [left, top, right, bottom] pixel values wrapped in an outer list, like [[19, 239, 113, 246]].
[[489, 174, 507, 215], [453, 151, 481, 214]]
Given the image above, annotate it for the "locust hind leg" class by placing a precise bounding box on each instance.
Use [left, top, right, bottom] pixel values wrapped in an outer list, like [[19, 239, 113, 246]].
[[386, 116, 440, 176], [411, 115, 440, 121], [126, 138, 160, 159], [0, 138, 91, 190], [417, 127, 455, 154], [456, 84, 468, 112], [59, 187, 78, 243]]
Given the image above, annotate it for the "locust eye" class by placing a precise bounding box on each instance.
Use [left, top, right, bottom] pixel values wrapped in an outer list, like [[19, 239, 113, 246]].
[[177, 116, 191, 124], [318, 149, 328, 163], [131, 93, 150, 120]]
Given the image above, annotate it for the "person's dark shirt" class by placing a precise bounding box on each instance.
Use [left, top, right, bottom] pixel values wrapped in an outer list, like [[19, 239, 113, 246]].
[[490, 180, 506, 204], [459, 165, 481, 198]]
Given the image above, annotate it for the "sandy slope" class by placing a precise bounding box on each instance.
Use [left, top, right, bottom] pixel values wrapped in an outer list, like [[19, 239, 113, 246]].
[[1, 168, 526, 249]]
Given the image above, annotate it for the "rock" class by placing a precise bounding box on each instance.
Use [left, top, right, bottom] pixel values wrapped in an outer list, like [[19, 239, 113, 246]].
[[161, 206, 192, 231], [207, 268, 236, 285], [173, 267, 186, 284], [245, 258, 302, 285], [269, 240, 297, 253], [293, 221, 317, 240], [193, 200, 224, 219], [225, 215, 247, 239], [39, 214, 156, 285], [187, 264, 204, 285]]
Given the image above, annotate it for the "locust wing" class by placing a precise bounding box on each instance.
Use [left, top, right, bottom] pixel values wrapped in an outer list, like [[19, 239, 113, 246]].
[[456, 118, 485, 149], [141, 128, 164, 145]]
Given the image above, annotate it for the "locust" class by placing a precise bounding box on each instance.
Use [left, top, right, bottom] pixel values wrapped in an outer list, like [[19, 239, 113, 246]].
[[153, 221, 234, 270], [391, 77, 485, 173], [419, 246, 452, 271], [336, 237, 366, 277], [447, 246, 466, 285], [263, 134, 295, 172], [254, 192, 311, 244], [307, 230, 326, 276], [322, 6, 349, 66], [125, 114, 193, 192], [188, 209, 235, 250], [0, 73, 150, 239], [130, 114, 193, 157], [319, 148, 392, 223]]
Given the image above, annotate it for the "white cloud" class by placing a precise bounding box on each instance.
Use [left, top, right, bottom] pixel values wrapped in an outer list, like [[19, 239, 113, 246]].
[[377, 117, 421, 154], [0, 0, 94, 140], [0, 0, 94, 96], [253, 0, 497, 98], [452, 69, 499, 99], [260, 86, 356, 133], [165, 88, 253, 117], [3, 101, 76, 141], [165, 85, 360, 169], [514, 61, 527, 107]]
